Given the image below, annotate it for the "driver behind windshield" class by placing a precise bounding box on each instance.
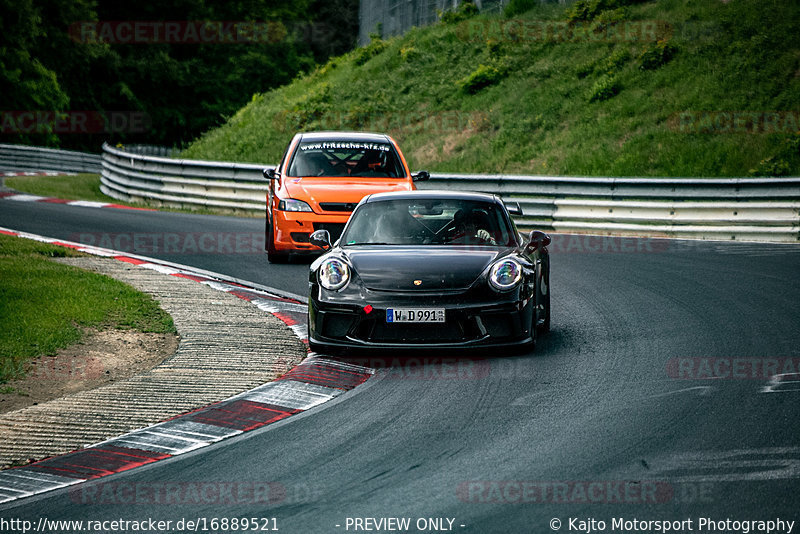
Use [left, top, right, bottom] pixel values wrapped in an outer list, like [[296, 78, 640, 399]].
[[451, 208, 497, 245], [343, 200, 509, 246]]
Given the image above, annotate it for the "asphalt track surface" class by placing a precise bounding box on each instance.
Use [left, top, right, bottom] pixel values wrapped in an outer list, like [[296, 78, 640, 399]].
[[2, 200, 800, 532]]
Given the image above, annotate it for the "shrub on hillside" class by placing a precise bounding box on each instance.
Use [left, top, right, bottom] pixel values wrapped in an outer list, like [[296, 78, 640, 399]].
[[749, 156, 791, 177], [354, 35, 388, 66], [486, 38, 503, 58], [749, 133, 800, 176], [588, 74, 621, 102], [459, 64, 505, 94], [639, 40, 677, 70], [567, 0, 620, 22], [598, 48, 631, 76], [289, 82, 333, 126], [504, 0, 539, 17], [576, 48, 630, 78], [567, 0, 648, 22], [440, 1, 479, 24], [400, 46, 421, 62], [590, 7, 628, 33]]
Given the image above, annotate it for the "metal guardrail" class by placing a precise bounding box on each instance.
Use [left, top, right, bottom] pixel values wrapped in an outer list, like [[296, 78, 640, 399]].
[[122, 144, 178, 157], [0, 143, 102, 174], [99, 143, 800, 242], [100, 142, 267, 211], [0, 142, 778, 243], [3, 142, 795, 242], [416, 174, 800, 242]]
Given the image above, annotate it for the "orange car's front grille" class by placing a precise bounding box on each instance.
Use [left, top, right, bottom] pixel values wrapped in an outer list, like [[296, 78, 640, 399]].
[[312, 223, 346, 242], [290, 232, 311, 243], [319, 202, 357, 212]]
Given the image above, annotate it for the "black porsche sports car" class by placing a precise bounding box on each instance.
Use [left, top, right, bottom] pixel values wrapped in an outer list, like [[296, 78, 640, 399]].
[[307, 190, 551, 353]]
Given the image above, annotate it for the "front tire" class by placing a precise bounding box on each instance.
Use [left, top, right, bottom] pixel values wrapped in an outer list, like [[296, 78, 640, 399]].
[[538, 275, 551, 333], [519, 299, 536, 354]]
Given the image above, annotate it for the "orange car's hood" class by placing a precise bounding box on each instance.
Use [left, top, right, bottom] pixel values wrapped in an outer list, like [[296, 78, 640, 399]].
[[283, 177, 413, 209]]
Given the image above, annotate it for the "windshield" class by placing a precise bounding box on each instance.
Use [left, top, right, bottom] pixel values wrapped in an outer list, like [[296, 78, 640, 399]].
[[341, 199, 516, 247], [288, 140, 405, 178]]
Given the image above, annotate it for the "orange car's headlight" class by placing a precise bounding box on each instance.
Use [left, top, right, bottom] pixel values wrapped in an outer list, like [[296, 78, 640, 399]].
[[278, 198, 313, 212]]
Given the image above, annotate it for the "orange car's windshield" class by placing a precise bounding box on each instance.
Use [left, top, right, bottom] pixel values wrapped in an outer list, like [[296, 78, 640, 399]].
[[288, 141, 405, 178]]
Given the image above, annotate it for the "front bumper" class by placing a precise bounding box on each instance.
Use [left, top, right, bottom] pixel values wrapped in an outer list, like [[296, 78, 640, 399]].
[[273, 211, 349, 253], [308, 290, 535, 352]]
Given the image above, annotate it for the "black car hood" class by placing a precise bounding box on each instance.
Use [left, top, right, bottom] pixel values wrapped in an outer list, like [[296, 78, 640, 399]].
[[343, 247, 505, 291]]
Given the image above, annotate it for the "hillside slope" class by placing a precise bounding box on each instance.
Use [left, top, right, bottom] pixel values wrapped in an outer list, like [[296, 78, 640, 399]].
[[182, 0, 800, 177]]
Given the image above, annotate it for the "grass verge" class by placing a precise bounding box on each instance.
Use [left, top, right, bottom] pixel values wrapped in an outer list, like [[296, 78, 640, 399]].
[[5, 174, 112, 203], [0, 234, 176, 383]]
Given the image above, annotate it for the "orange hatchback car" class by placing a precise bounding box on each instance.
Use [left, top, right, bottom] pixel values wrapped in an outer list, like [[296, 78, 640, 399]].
[[263, 131, 429, 262]]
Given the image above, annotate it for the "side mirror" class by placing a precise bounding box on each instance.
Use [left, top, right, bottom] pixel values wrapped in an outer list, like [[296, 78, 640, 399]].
[[505, 201, 523, 216], [310, 229, 332, 250], [412, 170, 430, 182], [525, 230, 551, 252], [263, 168, 279, 180]]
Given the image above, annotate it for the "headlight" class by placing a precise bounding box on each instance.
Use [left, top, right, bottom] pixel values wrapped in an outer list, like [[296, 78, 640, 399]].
[[278, 198, 313, 212], [318, 258, 350, 291], [489, 258, 522, 291]]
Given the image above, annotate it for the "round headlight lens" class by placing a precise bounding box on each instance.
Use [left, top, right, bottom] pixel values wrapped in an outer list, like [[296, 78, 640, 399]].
[[489, 259, 522, 291], [319, 258, 350, 291]]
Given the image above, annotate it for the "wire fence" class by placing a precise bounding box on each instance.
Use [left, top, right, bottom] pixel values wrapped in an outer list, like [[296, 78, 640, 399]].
[[358, 0, 512, 45]]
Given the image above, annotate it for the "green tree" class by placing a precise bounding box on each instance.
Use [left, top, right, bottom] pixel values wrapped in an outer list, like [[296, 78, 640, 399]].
[[0, 0, 69, 146], [2, 0, 359, 151]]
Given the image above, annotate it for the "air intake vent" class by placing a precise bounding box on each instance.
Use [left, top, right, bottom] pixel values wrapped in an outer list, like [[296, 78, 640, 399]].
[[319, 202, 357, 212]]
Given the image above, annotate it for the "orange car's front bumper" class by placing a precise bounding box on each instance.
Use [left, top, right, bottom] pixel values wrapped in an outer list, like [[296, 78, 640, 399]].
[[272, 210, 351, 253]]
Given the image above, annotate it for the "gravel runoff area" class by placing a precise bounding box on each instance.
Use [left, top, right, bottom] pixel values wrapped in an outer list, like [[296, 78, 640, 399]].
[[0, 256, 307, 469]]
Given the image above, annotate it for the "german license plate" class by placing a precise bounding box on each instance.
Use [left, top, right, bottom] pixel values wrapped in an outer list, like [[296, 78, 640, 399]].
[[386, 308, 445, 323]]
